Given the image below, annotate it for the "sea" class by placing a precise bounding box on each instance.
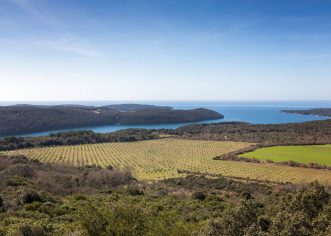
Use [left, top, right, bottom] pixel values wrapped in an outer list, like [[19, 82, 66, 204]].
[[1, 101, 330, 137]]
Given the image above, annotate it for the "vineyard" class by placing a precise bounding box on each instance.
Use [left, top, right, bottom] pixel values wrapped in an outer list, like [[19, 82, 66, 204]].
[[3, 138, 331, 183]]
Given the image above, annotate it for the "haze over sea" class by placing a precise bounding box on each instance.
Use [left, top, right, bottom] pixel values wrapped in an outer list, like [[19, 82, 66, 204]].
[[1, 101, 330, 137]]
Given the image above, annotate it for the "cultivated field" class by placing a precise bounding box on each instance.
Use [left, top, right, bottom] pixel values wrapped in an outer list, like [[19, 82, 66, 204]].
[[240, 145, 331, 166], [3, 138, 331, 183]]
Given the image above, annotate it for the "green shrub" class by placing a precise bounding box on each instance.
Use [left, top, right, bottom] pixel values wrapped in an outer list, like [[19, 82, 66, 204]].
[[106, 206, 149, 236], [21, 191, 42, 204], [149, 211, 195, 236], [241, 191, 253, 200], [127, 184, 144, 196], [74, 194, 87, 201], [192, 191, 206, 201], [269, 182, 330, 235], [79, 205, 108, 236], [39, 202, 56, 216], [24, 201, 42, 211], [0, 226, 5, 236], [80, 205, 149, 236], [203, 200, 262, 236], [6, 177, 26, 187], [6, 164, 34, 178], [0, 196, 3, 208], [52, 204, 72, 216], [18, 224, 45, 236]]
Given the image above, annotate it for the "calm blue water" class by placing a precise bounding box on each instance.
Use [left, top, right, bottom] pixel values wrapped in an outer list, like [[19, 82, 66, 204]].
[[1, 101, 330, 137]]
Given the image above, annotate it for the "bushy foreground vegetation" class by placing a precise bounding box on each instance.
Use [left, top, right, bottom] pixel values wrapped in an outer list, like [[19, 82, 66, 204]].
[[0, 155, 330, 236], [4, 138, 331, 183]]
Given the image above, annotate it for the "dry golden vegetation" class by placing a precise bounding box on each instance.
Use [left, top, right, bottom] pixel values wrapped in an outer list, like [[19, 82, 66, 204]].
[[3, 138, 331, 183]]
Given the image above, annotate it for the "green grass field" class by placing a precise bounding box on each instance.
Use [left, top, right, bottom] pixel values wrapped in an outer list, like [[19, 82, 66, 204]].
[[240, 145, 331, 166], [3, 138, 331, 183]]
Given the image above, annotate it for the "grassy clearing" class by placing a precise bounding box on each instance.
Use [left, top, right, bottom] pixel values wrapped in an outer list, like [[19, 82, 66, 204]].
[[3, 138, 331, 183], [240, 145, 331, 166]]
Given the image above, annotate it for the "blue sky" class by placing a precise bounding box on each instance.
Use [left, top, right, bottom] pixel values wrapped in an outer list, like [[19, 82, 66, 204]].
[[0, 0, 330, 101]]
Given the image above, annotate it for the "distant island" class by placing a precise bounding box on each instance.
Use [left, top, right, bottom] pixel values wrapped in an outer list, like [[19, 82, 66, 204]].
[[282, 108, 331, 118], [0, 104, 223, 136]]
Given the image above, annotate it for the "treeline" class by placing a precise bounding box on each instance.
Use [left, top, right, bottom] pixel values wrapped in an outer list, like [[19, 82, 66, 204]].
[[176, 120, 331, 145], [0, 129, 159, 151]]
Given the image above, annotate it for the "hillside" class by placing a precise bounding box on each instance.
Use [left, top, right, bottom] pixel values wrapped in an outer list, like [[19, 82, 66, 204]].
[[283, 108, 331, 117], [0, 105, 223, 136]]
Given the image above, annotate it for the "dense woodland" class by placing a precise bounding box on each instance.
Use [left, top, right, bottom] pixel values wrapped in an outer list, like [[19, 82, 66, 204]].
[[0, 105, 223, 136], [176, 119, 331, 145], [0, 155, 330, 235]]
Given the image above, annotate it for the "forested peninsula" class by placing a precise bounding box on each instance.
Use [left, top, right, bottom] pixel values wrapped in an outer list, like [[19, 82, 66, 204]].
[[282, 108, 331, 117], [0, 104, 223, 136]]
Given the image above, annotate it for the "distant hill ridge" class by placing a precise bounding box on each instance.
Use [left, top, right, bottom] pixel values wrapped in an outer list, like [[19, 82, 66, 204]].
[[0, 104, 223, 136], [9, 103, 171, 111], [103, 104, 172, 111]]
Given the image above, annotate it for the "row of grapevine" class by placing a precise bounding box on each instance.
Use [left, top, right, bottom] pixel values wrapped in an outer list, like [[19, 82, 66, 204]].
[[3, 138, 331, 183]]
